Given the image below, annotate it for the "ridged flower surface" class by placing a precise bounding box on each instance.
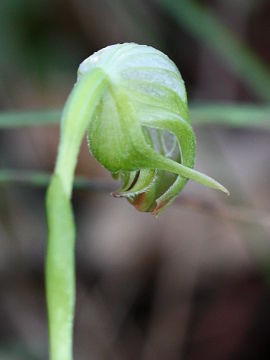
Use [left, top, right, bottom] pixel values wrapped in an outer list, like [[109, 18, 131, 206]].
[[78, 43, 228, 214]]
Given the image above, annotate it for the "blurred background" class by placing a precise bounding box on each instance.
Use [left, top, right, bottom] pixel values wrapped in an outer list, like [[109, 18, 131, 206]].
[[0, 0, 270, 359]]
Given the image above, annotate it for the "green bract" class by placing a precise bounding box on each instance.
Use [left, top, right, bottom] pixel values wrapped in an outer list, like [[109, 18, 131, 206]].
[[77, 43, 228, 214]]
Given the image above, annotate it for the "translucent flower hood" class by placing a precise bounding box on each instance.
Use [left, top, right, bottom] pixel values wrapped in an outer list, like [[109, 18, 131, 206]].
[[76, 43, 228, 214]]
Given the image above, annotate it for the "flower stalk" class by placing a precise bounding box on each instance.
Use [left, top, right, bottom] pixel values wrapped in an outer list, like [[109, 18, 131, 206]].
[[46, 68, 107, 360]]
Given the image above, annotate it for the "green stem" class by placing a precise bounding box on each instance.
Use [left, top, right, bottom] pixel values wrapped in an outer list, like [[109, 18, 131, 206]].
[[0, 169, 113, 191], [46, 68, 107, 360], [0, 109, 61, 128], [155, 0, 270, 101], [1, 103, 270, 130]]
